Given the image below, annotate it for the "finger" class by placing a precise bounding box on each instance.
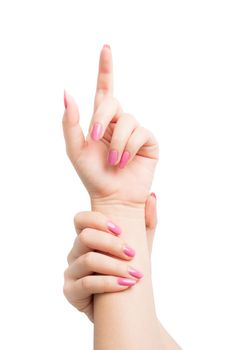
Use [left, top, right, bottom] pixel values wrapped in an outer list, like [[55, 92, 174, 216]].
[[67, 211, 123, 265], [145, 193, 157, 231], [67, 228, 136, 264], [62, 90, 85, 167], [118, 126, 159, 169], [65, 251, 143, 280], [63, 275, 137, 304], [88, 96, 123, 141], [145, 192, 157, 253], [93, 45, 113, 113], [107, 113, 139, 166], [74, 210, 122, 236]]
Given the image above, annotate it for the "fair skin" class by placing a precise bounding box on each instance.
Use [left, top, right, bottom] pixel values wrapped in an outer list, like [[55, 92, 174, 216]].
[[62, 45, 181, 349], [63, 193, 157, 322], [63, 194, 181, 349]]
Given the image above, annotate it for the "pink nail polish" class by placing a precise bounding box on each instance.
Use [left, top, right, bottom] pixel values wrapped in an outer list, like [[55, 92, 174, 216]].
[[117, 278, 136, 286], [128, 267, 144, 279], [103, 44, 111, 49], [119, 151, 130, 169], [151, 192, 156, 199], [64, 89, 68, 109], [123, 245, 135, 257], [91, 123, 102, 141], [108, 150, 118, 165], [107, 221, 122, 235]]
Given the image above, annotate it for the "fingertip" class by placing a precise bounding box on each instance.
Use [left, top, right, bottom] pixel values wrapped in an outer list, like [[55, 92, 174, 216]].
[[100, 44, 112, 72], [119, 151, 130, 169], [145, 192, 157, 230], [150, 192, 156, 200], [90, 122, 103, 141], [64, 89, 68, 109], [62, 93, 80, 126], [107, 221, 122, 236], [117, 277, 137, 287], [103, 44, 111, 50]]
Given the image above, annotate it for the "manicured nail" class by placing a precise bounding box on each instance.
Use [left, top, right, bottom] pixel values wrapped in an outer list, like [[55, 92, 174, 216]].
[[151, 192, 156, 199], [119, 151, 130, 169], [128, 267, 144, 279], [103, 44, 111, 49], [117, 278, 136, 286], [123, 244, 135, 257], [64, 89, 68, 109], [107, 221, 122, 235], [108, 150, 118, 165], [91, 122, 102, 141]]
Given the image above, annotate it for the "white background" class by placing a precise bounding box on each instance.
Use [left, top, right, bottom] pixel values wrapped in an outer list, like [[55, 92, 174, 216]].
[[0, 0, 232, 349]]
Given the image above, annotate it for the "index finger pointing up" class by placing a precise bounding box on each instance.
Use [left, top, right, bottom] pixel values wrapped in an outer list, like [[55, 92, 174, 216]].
[[93, 45, 113, 113]]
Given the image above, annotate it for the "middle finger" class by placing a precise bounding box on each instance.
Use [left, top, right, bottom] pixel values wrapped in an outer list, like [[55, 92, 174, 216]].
[[67, 228, 136, 265], [89, 96, 123, 141]]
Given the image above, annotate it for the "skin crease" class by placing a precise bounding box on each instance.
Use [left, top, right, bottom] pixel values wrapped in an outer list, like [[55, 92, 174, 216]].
[[62, 48, 159, 207], [64, 194, 181, 349], [64, 193, 157, 321], [62, 46, 181, 350]]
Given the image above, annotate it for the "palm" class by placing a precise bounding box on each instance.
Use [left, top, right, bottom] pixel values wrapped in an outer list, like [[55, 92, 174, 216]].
[[63, 46, 158, 323], [62, 46, 158, 204], [74, 123, 158, 204]]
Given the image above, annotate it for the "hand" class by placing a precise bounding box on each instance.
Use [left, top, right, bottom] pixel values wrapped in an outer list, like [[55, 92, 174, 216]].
[[63, 192, 157, 322], [62, 46, 159, 207]]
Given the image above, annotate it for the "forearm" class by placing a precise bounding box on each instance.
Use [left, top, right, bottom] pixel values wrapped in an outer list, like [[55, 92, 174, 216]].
[[158, 321, 182, 350], [91, 199, 164, 350]]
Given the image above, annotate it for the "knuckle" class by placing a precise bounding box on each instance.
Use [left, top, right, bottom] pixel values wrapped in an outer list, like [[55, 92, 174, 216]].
[[63, 267, 70, 279], [127, 136, 136, 149], [123, 113, 137, 124], [66, 253, 71, 264], [148, 129, 156, 141], [79, 228, 90, 245], [143, 127, 157, 142], [110, 96, 120, 108], [139, 125, 147, 134], [81, 276, 92, 291], [73, 211, 81, 227], [111, 135, 123, 146], [63, 281, 71, 297], [73, 211, 88, 227], [82, 251, 95, 268], [72, 235, 78, 248]]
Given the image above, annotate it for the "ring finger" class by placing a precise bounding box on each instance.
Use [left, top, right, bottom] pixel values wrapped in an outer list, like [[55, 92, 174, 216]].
[[66, 251, 143, 280], [107, 113, 139, 166], [67, 228, 136, 265]]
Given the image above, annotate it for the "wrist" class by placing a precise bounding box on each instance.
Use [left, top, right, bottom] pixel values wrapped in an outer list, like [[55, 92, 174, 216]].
[[90, 195, 151, 269], [91, 196, 157, 320], [90, 197, 146, 221]]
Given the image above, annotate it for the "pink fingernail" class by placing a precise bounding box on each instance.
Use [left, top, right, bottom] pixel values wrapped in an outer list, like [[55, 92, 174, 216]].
[[103, 44, 111, 49], [128, 267, 144, 279], [123, 245, 135, 257], [91, 123, 102, 141], [117, 278, 136, 286], [151, 192, 156, 199], [64, 89, 68, 109], [107, 221, 122, 235], [108, 150, 118, 165], [119, 151, 130, 169]]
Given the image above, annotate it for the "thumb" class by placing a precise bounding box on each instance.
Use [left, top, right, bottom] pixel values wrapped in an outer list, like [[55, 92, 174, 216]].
[[145, 192, 157, 231], [62, 90, 85, 167], [145, 192, 157, 251]]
